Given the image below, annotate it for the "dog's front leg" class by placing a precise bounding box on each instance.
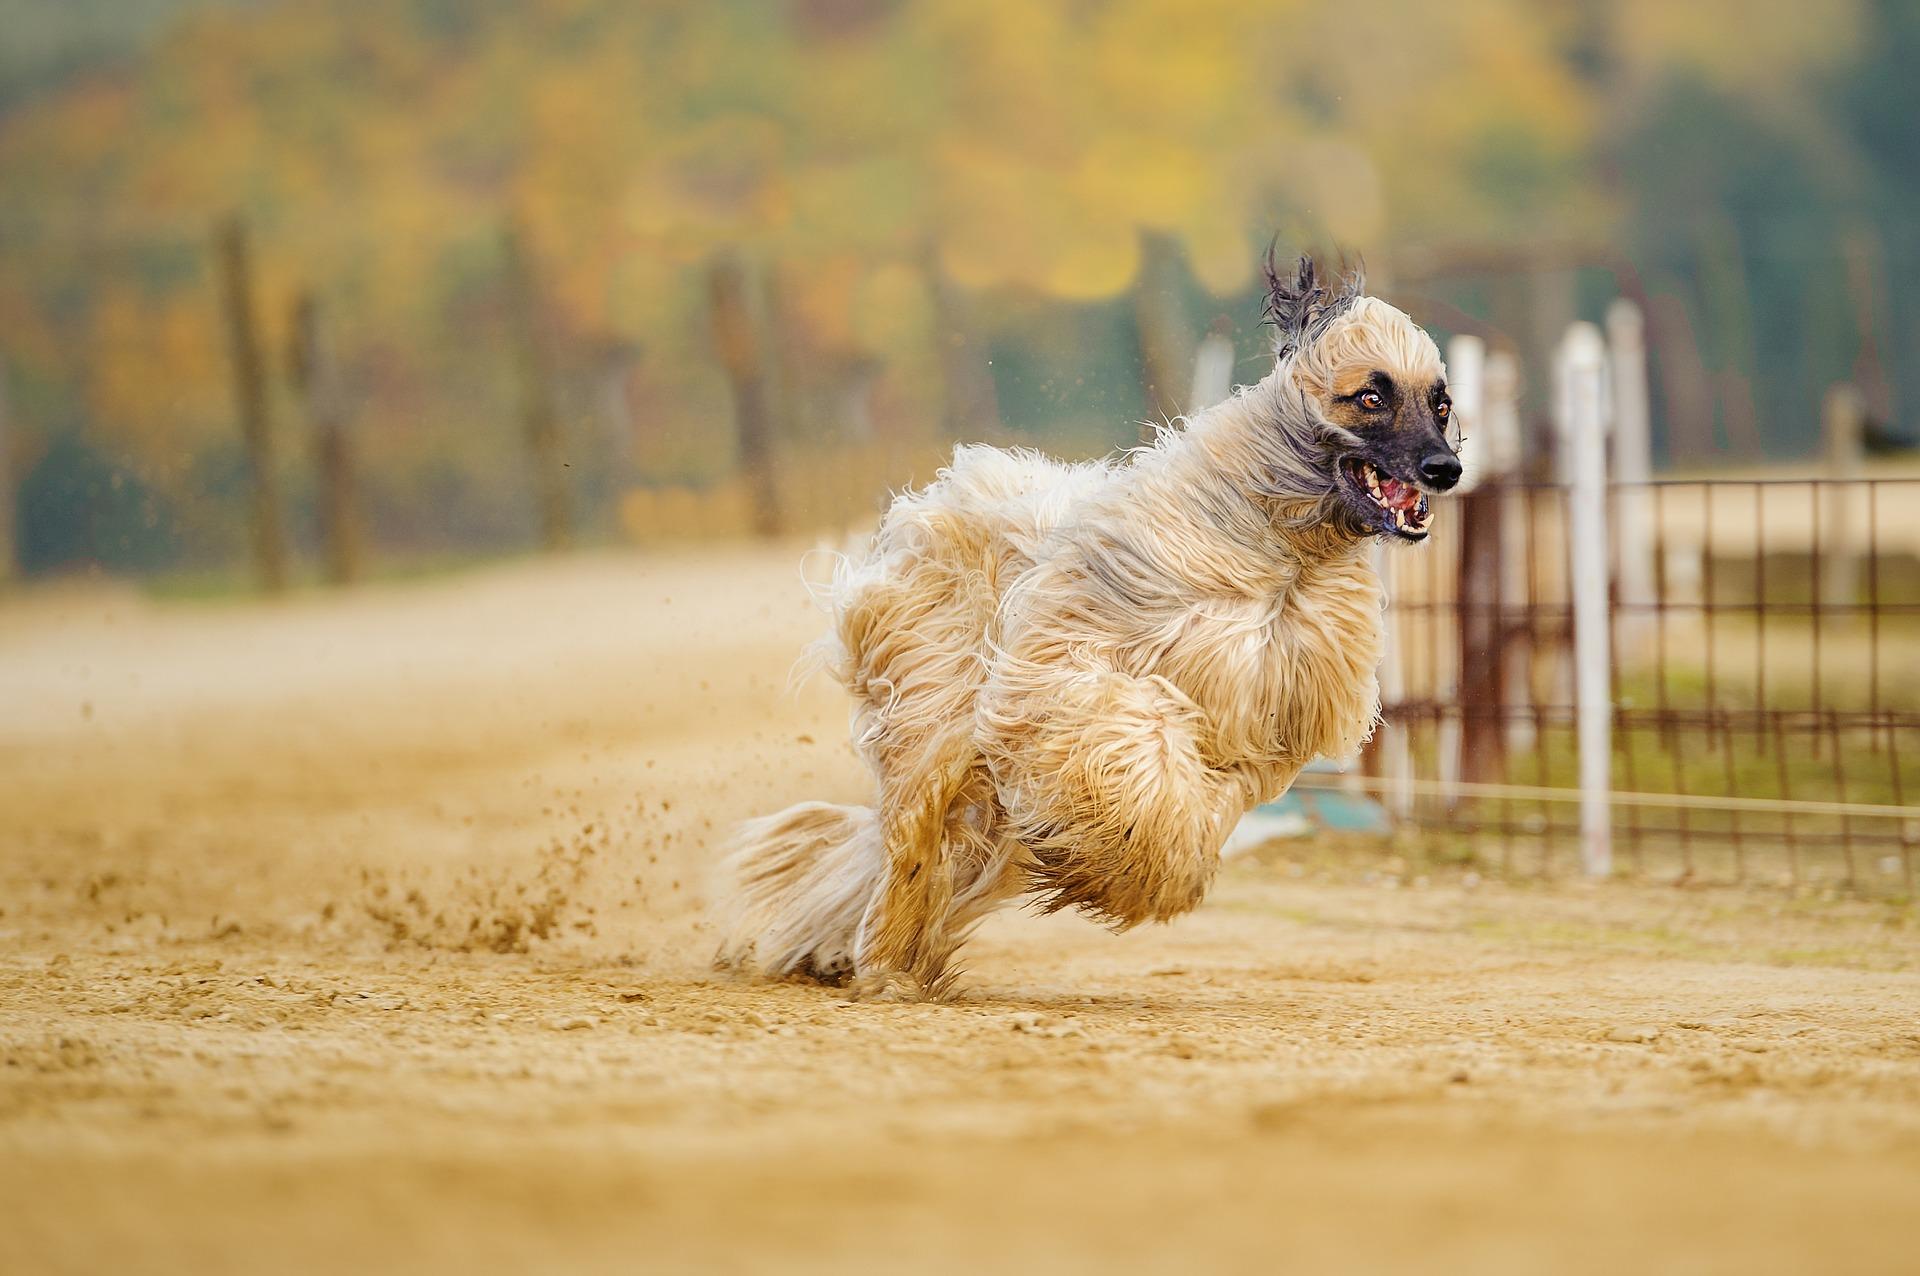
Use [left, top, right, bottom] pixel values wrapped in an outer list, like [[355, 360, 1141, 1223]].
[[980, 663, 1243, 928], [850, 738, 974, 1001]]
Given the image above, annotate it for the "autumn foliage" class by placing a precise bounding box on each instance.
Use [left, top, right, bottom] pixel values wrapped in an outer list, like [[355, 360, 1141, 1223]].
[[0, 0, 1906, 574]]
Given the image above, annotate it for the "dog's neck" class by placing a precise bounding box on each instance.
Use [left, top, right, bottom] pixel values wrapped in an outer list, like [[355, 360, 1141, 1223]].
[[1108, 365, 1387, 766], [1127, 364, 1373, 582]]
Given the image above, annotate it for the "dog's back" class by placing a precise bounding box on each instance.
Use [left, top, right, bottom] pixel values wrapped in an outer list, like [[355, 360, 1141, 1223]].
[[718, 444, 1107, 983], [821, 444, 1106, 774]]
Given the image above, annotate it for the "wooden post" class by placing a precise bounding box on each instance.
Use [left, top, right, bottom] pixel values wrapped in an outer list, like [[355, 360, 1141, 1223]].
[[1840, 228, 1895, 425], [1530, 266, 1576, 426], [1643, 289, 1714, 465], [503, 220, 572, 551], [0, 358, 14, 584], [708, 253, 780, 537], [288, 292, 358, 585], [286, 291, 359, 583], [1188, 317, 1235, 412], [928, 252, 1002, 444], [1822, 383, 1864, 611], [1132, 230, 1194, 443], [1697, 216, 1766, 460], [1607, 298, 1654, 640], [215, 215, 288, 593], [1454, 484, 1507, 788], [1557, 323, 1613, 877]]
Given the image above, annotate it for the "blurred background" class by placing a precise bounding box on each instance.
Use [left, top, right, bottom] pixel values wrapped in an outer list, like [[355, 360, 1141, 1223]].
[[2, 0, 1916, 587], [6, 10, 1920, 1269]]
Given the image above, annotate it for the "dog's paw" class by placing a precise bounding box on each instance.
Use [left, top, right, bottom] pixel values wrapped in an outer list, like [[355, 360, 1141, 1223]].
[[709, 943, 750, 975], [847, 970, 931, 1003]]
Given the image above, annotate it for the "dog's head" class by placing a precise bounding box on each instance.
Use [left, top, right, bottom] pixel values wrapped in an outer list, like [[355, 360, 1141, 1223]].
[[1263, 253, 1460, 542]]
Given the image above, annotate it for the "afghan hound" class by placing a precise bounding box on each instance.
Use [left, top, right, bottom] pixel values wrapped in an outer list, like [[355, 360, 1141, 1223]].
[[718, 252, 1461, 999]]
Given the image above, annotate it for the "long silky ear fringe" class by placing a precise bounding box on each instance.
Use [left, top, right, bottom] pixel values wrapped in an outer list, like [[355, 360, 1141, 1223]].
[[1261, 244, 1366, 358]]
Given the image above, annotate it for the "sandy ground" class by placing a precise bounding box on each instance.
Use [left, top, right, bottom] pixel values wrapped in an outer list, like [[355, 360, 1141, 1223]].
[[2, 547, 1918, 1274]]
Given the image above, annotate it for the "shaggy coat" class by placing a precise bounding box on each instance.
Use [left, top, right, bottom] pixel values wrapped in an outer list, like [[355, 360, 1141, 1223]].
[[720, 256, 1454, 999]]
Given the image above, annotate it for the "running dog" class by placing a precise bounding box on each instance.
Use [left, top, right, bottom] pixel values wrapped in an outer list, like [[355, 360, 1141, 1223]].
[[719, 252, 1461, 999]]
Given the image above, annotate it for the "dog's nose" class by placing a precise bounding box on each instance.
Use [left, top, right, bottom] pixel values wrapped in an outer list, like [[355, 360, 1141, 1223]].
[[1418, 452, 1462, 490]]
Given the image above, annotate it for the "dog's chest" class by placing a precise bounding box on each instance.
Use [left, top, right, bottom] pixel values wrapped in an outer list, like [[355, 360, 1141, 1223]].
[[1154, 566, 1384, 766]]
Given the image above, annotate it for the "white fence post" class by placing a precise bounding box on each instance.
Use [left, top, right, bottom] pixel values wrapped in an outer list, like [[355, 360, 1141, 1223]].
[[1436, 335, 1486, 805], [1374, 540, 1415, 820], [1557, 323, 1613, 877], [1483, 350, 1530, 754], [1448, 336, 1487, 493], [1607, 300, 1654, 638], [1189, 324, 1235, 412], [1483, 349, 1524, 481]]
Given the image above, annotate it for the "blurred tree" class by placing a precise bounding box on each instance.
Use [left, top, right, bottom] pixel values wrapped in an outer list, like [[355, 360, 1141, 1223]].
[[1614, 75, 1859, 460], [214, 214, 288, 591], [15, 431, 176, 574]]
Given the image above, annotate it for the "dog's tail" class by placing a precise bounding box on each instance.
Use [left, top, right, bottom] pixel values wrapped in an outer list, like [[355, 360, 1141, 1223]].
[[714, 802, 884, 984]]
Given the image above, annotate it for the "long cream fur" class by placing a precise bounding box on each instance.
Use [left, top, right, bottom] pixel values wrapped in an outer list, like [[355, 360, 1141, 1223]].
[[719, 283, 1446, 1000]]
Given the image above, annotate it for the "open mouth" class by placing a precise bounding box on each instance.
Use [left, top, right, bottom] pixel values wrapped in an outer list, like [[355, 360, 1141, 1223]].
[[1341, 458, 1434, 540]]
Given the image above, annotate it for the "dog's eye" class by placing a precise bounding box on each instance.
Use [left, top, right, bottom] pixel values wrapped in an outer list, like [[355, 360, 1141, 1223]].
[[1435, 399, 1451, 419], [1358, 391, 1385, 411]]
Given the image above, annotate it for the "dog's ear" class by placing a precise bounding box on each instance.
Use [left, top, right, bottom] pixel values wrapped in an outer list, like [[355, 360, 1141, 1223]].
[[1262, 248, 1365, 357]]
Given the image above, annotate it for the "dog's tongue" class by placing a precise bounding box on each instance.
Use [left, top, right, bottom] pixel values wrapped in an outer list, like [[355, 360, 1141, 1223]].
[[1379, 477, 1418, 511]]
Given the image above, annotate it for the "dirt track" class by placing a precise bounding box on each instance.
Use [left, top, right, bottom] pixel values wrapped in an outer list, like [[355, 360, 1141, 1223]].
[[3, 547, 1918, 1274]]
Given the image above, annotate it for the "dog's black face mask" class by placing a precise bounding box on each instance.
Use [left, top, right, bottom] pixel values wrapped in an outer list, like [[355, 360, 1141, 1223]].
[[1260, 250, 1459, 543], [1325, 368, 1461, 542]]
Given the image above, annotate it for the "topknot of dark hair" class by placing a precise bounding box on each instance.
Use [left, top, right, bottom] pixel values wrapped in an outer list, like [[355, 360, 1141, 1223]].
[[1261, 247, 1366, 359]]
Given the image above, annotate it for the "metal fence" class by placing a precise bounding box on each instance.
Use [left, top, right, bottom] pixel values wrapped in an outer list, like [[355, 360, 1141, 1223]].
[[1363, 474, 1920, 895]]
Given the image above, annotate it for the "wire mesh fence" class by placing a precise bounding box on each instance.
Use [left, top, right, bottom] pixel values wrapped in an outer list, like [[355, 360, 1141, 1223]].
[[1367, 475, 1920, 895]]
